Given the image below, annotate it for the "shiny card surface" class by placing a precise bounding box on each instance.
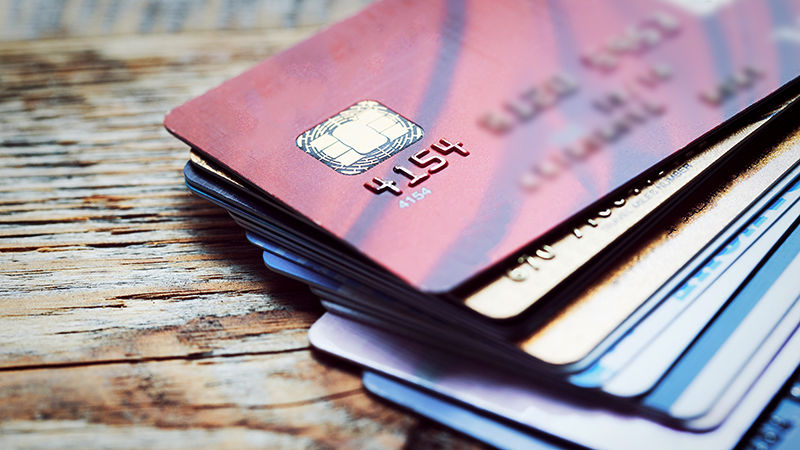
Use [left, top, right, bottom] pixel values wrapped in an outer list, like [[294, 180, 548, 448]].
[[166, 0, 800, 292]]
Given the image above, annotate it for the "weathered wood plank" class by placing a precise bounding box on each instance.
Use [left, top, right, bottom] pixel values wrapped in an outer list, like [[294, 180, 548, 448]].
[[0, 351, 412, 448], [0, 0, 372, 42], [0, 26, 482, 448], [0, 30, 324, 370]]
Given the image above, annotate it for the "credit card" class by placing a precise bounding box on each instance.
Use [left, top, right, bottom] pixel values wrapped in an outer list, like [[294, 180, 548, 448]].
[[675, 281, 800, 430], [598, 169, 800, 396], [185, 96, 800, 375], [643, 215, 800, 420], [166, 0, 800, 298], [310, 312, 800, 448], [521, 104, 800, 366], [462, 115, 773, 319], [186, 87, 800, 348]]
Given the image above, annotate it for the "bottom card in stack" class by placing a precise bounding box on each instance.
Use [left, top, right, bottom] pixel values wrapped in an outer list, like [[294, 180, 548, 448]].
[[361, 369, 800, 449], [361, 356, 800, 450]]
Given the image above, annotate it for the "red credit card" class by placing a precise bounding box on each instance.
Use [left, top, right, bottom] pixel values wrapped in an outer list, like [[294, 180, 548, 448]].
[[165, 0, 800, 293]]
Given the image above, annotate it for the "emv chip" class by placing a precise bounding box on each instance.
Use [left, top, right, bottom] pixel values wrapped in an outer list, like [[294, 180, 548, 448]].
[[296, 100, 423, 175]]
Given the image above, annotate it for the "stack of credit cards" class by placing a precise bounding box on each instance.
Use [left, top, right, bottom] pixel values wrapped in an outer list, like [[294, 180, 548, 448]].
[[165, 0, 800, 447]]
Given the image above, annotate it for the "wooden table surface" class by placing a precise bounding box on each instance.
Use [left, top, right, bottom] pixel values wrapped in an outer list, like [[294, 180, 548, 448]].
[[0, 5, 483, 448]]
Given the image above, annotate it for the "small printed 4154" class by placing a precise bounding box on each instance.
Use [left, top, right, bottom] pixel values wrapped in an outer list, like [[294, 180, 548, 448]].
[[398, 187, 432, 209], [363, 138, 469, 197]]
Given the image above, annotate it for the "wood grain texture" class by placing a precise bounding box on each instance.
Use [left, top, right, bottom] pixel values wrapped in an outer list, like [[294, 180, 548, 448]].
[[0, 0, 373, 41], [0, 25, 483, 449]]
